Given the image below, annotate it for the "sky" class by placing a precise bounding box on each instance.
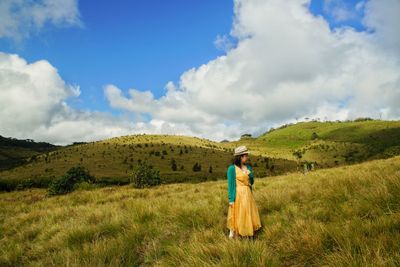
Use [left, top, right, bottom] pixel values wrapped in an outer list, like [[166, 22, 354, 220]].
[[0, 0, 399, 145]]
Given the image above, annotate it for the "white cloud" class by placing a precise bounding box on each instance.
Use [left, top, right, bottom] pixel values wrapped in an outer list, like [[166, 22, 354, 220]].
[[323, 0, 356, 22], [362, 0, 400, 57], [214, 34, 235, 52], [355, 1, 366, 11], [0, 52, 80, 133], [104, 84, 157, 114], [0, 52, 203, 145], [0, 0, 82, 42], [105, 0, 400, 141]]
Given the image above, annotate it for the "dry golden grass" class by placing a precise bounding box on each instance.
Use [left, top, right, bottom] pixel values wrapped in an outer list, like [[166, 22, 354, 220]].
[[1, 155, 399, 266]]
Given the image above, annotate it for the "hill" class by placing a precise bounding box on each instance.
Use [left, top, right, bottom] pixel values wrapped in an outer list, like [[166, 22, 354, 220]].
[[1, 119, 399, 191], [220, 119, 400, 168], [1, 155, 399, 266], [0, 134, 297, 190], [0, 135, 60, 171]]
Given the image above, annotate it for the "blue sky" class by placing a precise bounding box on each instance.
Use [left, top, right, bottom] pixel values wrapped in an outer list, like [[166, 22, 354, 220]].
[[309, 0, 367, 31], [0, 0, 368, 115], [0, 0, 235, 115]]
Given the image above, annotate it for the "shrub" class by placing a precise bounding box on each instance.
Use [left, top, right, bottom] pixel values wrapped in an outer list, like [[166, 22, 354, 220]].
[[354, 117, 373, 122], [171, 158, 177, 171], [293, 150, 303, 160], [47, 166, 95, 196], [192, 162, 201, 172], [130, 161, 161, 188]]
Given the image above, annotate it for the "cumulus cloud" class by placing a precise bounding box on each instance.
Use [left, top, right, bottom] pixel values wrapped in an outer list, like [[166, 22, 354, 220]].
[[0, 0, 82, 42], [362, 0, 400, 57], [0, 52, 200, 145], [105, 0, 400, 140], [0, 52, 80, 133], [322, 0, 362, 22], [214, 34, 236, 52]]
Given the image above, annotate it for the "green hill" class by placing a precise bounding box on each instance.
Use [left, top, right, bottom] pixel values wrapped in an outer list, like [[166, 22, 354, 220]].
[[1, 155, 399, 266], [1, 119, 399, 191], [0, 135, 60, 171], [220, 119, 400, 168], [0, 134, 297, 191]]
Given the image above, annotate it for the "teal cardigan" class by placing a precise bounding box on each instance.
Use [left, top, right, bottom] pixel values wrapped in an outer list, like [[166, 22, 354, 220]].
[[227, 164, 254, 203]]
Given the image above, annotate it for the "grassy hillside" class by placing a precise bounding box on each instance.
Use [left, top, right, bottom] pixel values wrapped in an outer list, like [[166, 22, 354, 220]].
[[1, 155, 399, 266], [1, 119, 399, 191], [0, 134, 297, 190], [221, 119, 400, 168], [0, 135, 59, 171]]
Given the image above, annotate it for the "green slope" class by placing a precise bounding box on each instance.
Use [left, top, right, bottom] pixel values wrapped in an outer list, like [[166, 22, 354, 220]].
[[0, 134, 297, 190], [0, 135, 60, 171], [224, 119, 400, 168], [1, 119, 399, 190]]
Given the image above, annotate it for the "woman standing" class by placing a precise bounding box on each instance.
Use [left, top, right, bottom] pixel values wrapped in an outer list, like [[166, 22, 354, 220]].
[[226, 145, 262, 238]]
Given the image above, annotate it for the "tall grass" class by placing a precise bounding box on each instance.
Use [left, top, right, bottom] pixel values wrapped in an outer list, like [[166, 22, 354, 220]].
[[1, 156, 399, 266]]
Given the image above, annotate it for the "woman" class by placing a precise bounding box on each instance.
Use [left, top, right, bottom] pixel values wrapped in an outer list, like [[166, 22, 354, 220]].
[[226, 145, 262, 238]]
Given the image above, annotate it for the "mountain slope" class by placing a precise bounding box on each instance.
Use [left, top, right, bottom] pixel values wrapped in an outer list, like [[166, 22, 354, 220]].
[[0, 135, 59, 171], [1, 119, 399, 190], [221, 119, 400, 167], [0, 134, 297, 190]]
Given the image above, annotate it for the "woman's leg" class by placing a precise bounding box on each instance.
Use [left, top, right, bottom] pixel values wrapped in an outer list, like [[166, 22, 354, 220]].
[[229, 229, 235, 238]]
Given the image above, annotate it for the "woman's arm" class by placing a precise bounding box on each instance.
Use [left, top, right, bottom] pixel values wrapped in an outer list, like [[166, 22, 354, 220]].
[[227, 165, 236, 203], [248, 165, 254, 190]]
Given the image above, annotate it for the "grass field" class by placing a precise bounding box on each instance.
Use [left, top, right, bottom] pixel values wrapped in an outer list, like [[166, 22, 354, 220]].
[[1, 155, 399, 266]]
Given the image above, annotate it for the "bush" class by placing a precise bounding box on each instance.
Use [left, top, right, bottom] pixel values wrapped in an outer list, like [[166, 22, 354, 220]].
[[47, 166, 95, 196], [293, 150, 303, 160], [311, 132, 319, 140], [0, 176, 52, 192], [130, 161, 161, 188], [192, 162, 201, 172], [171, 158, 177, 171], [354, 117, 373, 122]]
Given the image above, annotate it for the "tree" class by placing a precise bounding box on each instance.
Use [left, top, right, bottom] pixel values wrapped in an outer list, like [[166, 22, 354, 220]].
[[130, 161, 161, 188], [171, 158, 177, 171], [192, 162, 201, 172], [47, 166, 95, 196]]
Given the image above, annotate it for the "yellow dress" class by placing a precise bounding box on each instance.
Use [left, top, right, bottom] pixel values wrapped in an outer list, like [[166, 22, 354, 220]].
[[227, 165, 262, 236]]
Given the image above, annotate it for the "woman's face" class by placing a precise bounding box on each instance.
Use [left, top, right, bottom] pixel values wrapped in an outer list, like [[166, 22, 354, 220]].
[[241, 153, 249, 164]]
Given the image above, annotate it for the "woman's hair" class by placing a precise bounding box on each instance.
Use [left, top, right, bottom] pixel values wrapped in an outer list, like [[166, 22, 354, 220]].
[[233, 155, 242, 167]]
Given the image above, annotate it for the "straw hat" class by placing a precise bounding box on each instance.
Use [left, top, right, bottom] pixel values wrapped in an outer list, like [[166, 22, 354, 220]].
[[234, 145, 250, 156]]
